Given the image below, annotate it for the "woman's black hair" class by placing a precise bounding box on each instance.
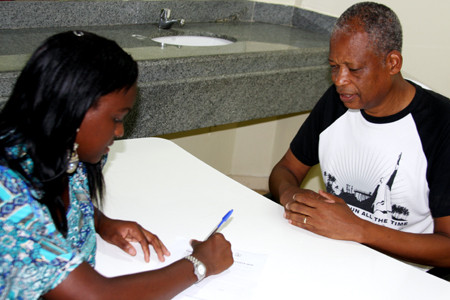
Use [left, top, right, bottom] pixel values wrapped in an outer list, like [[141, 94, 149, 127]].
[[0, 30, 138, 235]]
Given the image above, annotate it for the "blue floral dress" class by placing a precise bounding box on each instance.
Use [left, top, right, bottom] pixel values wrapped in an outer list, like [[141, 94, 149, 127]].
[[0, 144, 97, 299]]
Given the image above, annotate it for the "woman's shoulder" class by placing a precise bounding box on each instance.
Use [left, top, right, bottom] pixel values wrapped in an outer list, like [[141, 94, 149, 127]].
[[0, 164, 46, 225], [0, 164, 38, 201], [1, 164, 29, 198], [0, 165, 85, 300]]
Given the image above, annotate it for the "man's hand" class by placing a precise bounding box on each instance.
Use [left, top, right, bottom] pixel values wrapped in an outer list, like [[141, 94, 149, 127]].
[[284, 190, 366, 242]]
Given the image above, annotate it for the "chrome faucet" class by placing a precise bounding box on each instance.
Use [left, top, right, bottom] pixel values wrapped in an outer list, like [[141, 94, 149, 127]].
[[158, 8, 185, 29]]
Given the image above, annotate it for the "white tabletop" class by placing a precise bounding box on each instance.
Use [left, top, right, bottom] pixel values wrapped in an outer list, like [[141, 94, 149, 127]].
[[96, 137, 450, 299]]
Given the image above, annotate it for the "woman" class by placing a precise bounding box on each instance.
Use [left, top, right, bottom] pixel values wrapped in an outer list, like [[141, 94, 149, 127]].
[[0, 31, 233, 299]]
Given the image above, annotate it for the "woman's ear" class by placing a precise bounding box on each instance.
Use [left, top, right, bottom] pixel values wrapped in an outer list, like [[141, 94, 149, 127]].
[[386, 50, 403, 75]]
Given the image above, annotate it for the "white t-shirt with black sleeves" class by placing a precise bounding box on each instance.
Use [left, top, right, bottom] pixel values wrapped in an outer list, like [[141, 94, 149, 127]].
[[290, 82, 450, 233]]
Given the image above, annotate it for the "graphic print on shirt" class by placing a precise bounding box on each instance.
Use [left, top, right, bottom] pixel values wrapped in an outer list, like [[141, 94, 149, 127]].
[[324, 152, 409, 226], [317, 109, 436, 231], [297, 86, 444, 233]]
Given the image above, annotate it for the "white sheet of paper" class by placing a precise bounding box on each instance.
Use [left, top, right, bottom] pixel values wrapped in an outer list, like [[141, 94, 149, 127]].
[[95, 235, 267, 299], [95, 235, 189, 276], [173, 249, 267, 300]]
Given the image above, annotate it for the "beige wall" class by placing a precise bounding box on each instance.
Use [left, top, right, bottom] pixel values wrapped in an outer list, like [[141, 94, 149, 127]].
[[169, 0, 449, 192], [260, 0, 450, 98]]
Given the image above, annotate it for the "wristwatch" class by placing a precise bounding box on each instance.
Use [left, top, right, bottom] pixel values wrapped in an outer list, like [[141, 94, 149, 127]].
[[185, 255, 207, 283]]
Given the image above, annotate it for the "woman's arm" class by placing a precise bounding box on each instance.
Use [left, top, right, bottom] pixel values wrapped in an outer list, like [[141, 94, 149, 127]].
[[44, 233, 233, 300], [94, 207, 170, 262]]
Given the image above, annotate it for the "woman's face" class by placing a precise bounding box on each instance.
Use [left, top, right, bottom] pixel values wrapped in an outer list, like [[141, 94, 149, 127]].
[[75, 83, 137, 164]]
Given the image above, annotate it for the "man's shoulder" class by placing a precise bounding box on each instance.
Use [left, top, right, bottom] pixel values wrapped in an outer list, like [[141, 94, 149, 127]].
[[413, 85, 450, 125], [427, 90, 450, 113], [313, 84, 348, 119], [414, 83, 450, 109], [319, 84, 340, 101]]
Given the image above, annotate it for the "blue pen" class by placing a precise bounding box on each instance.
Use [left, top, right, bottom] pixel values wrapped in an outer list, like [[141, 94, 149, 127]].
[[206, 209, 233, 239]]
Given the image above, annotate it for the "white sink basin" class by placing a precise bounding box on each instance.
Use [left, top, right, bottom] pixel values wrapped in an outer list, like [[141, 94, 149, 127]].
[[152, 35, 234, 47]]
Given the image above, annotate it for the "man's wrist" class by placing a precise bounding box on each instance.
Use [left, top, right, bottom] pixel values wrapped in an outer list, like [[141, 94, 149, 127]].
[[280, 186, 301, 207]]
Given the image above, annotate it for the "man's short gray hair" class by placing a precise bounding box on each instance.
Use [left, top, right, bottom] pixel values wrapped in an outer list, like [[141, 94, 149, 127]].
[[332, 2, 403, 56]]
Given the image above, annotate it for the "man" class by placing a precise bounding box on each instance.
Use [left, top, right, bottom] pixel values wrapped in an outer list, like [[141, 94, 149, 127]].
[[269, 2, 450, 270]]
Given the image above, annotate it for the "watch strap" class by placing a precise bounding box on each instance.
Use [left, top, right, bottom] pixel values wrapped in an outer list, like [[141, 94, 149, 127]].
[[185, 255, 206, 283]]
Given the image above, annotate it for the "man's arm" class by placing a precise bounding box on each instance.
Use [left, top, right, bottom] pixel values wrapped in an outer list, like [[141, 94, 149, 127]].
[[269, 149, 315, 206], [295, 191, 450, 267], [271, 149, 450, 268], [359, 211, 450, 267]]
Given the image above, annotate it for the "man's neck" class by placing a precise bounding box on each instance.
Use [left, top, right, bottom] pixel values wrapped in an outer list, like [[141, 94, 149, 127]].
[[388, 76, 416, 114], [365, 76, 416, 117]]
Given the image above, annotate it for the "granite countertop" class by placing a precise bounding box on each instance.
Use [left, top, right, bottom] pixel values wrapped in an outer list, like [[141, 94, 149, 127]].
[[0, 22, 329, 72], [0, 20, 332, 137], [0, 0, 337, 136]]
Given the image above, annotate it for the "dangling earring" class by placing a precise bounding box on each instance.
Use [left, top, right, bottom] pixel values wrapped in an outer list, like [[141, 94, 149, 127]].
[[67, 143, 79, 174]]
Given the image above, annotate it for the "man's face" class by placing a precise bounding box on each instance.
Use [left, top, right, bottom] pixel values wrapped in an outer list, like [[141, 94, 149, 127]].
[[328, 29, 393, 116]]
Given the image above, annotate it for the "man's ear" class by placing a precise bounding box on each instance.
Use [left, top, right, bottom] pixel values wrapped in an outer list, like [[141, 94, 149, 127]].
[[386, 50, 403, 75]]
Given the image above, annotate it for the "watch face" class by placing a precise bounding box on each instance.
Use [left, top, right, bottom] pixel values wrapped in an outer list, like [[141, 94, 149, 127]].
[[198, 263, 206, 276]]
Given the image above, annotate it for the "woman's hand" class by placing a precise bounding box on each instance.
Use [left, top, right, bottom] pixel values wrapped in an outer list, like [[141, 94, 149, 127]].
[[95, 208, 170, 262], [190, 233, 233, 277]]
